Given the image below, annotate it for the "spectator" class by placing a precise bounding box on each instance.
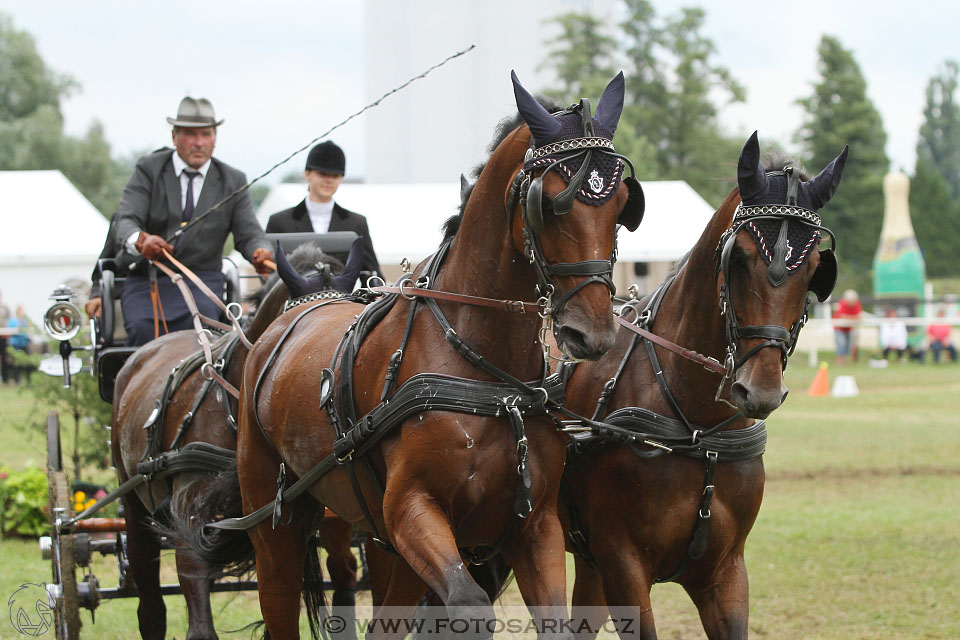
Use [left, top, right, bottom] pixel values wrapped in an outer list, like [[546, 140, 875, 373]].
[[879, 308, 909, 363], [927, 309, 957, 364], [833, 289, 862, 364], [6, 305, 34, 384], [0, 290, 9, 383]]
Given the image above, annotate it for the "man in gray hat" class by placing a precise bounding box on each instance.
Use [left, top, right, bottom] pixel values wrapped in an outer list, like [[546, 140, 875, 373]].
[[266, 140, 381, 282], [112, 96, 273, 346]]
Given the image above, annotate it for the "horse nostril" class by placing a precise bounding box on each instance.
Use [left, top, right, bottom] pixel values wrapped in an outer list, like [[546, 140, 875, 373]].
[[780, 388, 789, 404], [731, 381, 750, 410]]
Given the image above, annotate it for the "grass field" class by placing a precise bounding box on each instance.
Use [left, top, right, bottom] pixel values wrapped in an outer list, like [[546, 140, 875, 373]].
[[0, 357, 958, 638]]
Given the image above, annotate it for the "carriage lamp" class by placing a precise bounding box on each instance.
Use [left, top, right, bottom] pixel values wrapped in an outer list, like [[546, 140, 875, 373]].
[[44, 300, 82, 341]]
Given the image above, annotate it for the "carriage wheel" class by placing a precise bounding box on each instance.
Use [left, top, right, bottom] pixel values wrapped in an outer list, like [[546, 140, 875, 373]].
[[47, 411, 81, 640]]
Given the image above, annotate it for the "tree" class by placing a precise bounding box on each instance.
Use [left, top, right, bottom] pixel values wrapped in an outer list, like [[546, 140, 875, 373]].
[[538, 2, 746, 205], [0, 13, 125, 216], [796, 35, 889, 279], [917, 61, 960, 200], [911, 156, 960, 277], [540, 12, 618, 102]]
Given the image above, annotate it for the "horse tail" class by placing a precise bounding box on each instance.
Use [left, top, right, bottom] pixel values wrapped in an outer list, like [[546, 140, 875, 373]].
[[471, 555, 514, 602], [302, 532, 329, 640], [160, 467, 257, 579]]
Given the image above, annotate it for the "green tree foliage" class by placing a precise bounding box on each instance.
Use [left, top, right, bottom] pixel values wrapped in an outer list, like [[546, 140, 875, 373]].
[[917, 61, 960, 199], [911, 156, 960, 277], [539, 1, 746, 205], [0, 13, 126, 216], [796, 35, 889, 278]]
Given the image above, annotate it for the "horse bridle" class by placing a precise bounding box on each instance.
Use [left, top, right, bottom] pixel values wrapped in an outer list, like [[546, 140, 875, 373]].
[[505, 99, 644, 319], [715, 167, 838, 377]]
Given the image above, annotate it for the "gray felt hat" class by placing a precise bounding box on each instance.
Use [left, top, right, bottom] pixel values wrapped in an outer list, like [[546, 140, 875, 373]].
[[166, 97, 224, 128]]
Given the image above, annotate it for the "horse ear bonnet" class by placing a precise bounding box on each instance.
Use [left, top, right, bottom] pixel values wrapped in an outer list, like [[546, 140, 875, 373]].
[[735, 133, 845, 297]]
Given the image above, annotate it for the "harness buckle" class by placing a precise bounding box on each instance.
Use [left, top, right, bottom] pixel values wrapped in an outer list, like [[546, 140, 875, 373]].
[[504, 300, 526, 314]]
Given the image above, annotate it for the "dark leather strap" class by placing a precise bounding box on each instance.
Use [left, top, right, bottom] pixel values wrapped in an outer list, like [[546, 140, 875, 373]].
[[615, 315, 727, 375], [371, 285, 541, 314]]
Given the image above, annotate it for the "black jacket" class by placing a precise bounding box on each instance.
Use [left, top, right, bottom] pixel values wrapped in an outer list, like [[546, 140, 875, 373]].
[[265, 199, 382, 279]]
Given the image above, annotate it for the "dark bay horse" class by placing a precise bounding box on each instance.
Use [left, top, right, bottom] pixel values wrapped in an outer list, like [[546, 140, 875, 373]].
[[186, 71, 644, 638], [560, 132, 847, 638], [111, 243, 362, 640]]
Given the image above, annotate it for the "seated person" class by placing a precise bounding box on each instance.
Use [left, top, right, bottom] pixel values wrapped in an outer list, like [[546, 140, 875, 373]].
[[113, 97, 273, 346], [879, 308, 909, 363], [266, 141, 381, 286], [927, 309, 957, 363]]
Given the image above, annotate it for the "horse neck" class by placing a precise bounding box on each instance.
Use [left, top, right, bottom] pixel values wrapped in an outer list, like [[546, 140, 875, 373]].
[[647, 189, 741, 425], [432, 131, 544, 377]]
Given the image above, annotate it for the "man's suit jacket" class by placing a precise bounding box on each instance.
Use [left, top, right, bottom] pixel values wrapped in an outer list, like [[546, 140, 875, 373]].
[[114, 148, 268, 273], [265, 199, 382, 278]]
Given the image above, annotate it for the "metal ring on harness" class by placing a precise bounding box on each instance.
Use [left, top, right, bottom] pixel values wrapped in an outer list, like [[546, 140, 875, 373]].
[[399, 279, 418, 301], [226, 302, 243, 321], [617, 302, 641, 323], [200, 362, 216, 381], [365, 275, 385, 289], [196, 328, 213, 346]]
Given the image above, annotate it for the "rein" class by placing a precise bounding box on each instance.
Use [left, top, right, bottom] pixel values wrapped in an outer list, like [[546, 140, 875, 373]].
[[371, 284, 543, 314]]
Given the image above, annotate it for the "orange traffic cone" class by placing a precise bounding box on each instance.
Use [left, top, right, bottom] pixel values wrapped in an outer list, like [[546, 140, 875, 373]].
[[807, 361, 830, 397]]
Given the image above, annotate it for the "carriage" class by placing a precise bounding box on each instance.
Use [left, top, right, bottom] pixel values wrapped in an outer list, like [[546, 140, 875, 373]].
[[37, 232, 369, 639]]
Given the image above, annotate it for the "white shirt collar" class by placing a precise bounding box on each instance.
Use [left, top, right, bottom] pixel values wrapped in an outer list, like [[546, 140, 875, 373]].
[[172, 151, 211, 178]]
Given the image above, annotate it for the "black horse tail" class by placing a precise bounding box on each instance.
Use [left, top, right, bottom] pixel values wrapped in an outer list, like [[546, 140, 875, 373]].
[[160, 467, 257, 579], [471, 555, 514, 602]]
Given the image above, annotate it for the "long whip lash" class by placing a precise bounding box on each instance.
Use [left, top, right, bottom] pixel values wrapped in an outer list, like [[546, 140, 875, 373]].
[[166, 43, 477, 244]]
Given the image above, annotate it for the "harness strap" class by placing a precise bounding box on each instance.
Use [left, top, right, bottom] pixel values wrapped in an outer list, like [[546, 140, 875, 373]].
[[615, 316, 727, 376], [371, 285, 540, 314], [656, 450, 718, 583]]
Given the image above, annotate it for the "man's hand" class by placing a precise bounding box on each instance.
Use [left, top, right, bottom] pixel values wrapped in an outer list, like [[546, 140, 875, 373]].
[[251, 248, 275, 275], [85, 297, 102, 319], [135, 232, 174, 261]]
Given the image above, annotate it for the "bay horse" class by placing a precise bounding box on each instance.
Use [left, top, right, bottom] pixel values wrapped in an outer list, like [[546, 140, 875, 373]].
[[184, 71, 645, 638], [558, 132, 847, 639], [111, 241, 362, 640]]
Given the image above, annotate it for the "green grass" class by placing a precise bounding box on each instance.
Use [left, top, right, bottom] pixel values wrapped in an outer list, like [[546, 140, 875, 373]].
[[1, 364, 959, 638]]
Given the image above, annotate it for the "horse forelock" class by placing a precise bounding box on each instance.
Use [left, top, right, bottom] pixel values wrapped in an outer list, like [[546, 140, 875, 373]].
[[246, 243, 344, 310]]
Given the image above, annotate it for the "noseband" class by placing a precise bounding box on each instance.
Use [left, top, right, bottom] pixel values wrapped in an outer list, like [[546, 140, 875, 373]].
[[505, 99, 642, 319], [716, 167, 837, 374]]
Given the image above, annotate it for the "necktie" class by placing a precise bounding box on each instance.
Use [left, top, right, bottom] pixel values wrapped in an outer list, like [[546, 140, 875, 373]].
[[182, 170, 200, 222]]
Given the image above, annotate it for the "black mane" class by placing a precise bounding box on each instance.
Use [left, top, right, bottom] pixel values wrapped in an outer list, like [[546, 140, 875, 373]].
[[441, 98, 563, 241], [245, 243, 344, 310]]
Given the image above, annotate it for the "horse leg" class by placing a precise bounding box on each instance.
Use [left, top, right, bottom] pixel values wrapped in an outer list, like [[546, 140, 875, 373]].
[[571, 555, 609, 640], [320, 516, 359, 640], [365, 554, 428, 640], [594, 548, 657, 639], [174, 548, 218, 640], [123, 493, 166, 640], [500, 508, 570, 637], [683, 554, 750, 640], [385, 493, 493, 625], [240, 445, 318, 638]]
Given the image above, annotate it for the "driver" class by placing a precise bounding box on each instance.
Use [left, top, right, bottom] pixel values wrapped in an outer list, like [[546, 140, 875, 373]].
[[113, 96, 274, 346]]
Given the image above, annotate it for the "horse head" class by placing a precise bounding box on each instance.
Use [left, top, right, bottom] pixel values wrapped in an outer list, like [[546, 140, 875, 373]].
[[507, 71, 643, 361], [722, 131, 847, 418]]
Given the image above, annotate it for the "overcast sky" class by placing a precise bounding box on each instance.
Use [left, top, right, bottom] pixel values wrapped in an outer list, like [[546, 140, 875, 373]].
[[2, 0, 957, 183]]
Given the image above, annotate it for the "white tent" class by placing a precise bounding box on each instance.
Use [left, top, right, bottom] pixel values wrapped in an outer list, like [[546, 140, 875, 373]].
[[0, 171, 108, 323], [255, 180, 714, 267]]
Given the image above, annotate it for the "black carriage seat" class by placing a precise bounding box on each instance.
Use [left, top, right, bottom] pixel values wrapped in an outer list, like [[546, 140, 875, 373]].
[[94, 256, 242, 403]]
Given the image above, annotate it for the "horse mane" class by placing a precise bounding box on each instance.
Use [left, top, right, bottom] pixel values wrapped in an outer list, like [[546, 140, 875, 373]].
[[245, 243, 344, 310], [441, 97, 563, 241]]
